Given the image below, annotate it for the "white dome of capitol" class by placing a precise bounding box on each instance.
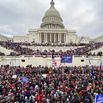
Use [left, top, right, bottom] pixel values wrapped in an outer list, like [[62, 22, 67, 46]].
[[41, 0, 64, 29]]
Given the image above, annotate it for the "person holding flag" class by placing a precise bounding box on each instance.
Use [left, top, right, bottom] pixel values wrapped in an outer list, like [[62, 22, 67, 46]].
[[51, 51, 57, 68]]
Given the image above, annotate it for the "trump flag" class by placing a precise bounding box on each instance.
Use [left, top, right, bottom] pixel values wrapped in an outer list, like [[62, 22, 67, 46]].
[[61, 55, 73, 63]]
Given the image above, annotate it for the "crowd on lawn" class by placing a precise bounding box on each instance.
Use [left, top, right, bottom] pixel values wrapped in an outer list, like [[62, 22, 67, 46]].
[[0, 65, 103, 103]]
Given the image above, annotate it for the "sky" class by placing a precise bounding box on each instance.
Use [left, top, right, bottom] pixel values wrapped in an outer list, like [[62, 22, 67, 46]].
[[0, 0, 103, 38]]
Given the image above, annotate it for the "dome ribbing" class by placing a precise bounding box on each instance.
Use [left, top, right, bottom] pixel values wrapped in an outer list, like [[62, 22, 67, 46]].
[[40, 0, 64, 29]]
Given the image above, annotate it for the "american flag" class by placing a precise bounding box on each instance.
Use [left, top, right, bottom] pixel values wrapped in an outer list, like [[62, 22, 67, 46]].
[[52, 59, 57, 67], [51, 52, 57, 67]]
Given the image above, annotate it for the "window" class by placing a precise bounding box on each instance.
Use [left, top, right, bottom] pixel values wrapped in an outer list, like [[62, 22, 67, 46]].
[[21, 60, 25, 62], [81, 59, 84, 62]]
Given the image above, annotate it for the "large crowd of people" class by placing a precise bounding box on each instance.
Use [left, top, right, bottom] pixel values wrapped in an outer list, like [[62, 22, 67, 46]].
[[0, 41, 103, 56], [0, 42, 34, 56], [0, 65, 103, 103]]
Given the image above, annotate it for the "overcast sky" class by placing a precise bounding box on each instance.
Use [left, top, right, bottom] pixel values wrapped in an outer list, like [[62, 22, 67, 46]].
[[0, 0, 103, 38]]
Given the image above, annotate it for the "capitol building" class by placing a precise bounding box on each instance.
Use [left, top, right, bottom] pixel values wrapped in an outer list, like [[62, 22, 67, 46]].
[[0, 0, 102, 67], [12, 0, 89, 44], [0, 0, 103, 44]]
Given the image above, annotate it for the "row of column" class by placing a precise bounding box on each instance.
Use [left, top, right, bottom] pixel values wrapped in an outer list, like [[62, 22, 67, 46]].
[[40, 33, 66, 44]]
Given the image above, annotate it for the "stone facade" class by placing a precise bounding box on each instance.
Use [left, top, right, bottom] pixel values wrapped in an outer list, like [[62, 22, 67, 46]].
[[79, 36, 91, 44], [13, 35, 28, 43], [13, 0, 80, 44], [93, 35, 103, 43], [28, 28, 79, 44], [0, 34, 11, 42], [0, 0, 102, 44]]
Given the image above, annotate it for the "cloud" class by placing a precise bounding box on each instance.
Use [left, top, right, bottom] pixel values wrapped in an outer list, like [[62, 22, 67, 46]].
[[0, 0, 103, 38]]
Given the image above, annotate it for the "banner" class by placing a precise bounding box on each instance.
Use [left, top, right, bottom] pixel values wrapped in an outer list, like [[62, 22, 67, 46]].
[[95, 94, 103, 103], [61, 55, 72, 63]]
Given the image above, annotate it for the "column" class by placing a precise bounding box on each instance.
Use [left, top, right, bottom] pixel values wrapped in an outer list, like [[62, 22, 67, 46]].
[[64, 33, 65, 44], [45, 33, 47, 43], [51, 33, 54, 43], [56, 33, 58, 43], [50, 33, 51, 43], [46, 33, 49, 43], [60, 33, 62, 44], [65, 34, 66, 44], [44, 33, 47, 43], [54, 33, 56, 43], [58, 33, 61, 44], [39, 33, 41, 43], [41, 33, 42, 43], [61, 33, 64, 43], [65, 34, 67, 44], [39, 33, 41, 44], [51, 33, 53, 43], [55, 33, 56, 43], [41, 33, 44, 43], [46, 33, 48, 43], [43, 33, 44, 43], [47, 33, 50, 43], [49, 33, 50, 43], [53, 33, 54, 43], [59, 33, 62, 43]]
